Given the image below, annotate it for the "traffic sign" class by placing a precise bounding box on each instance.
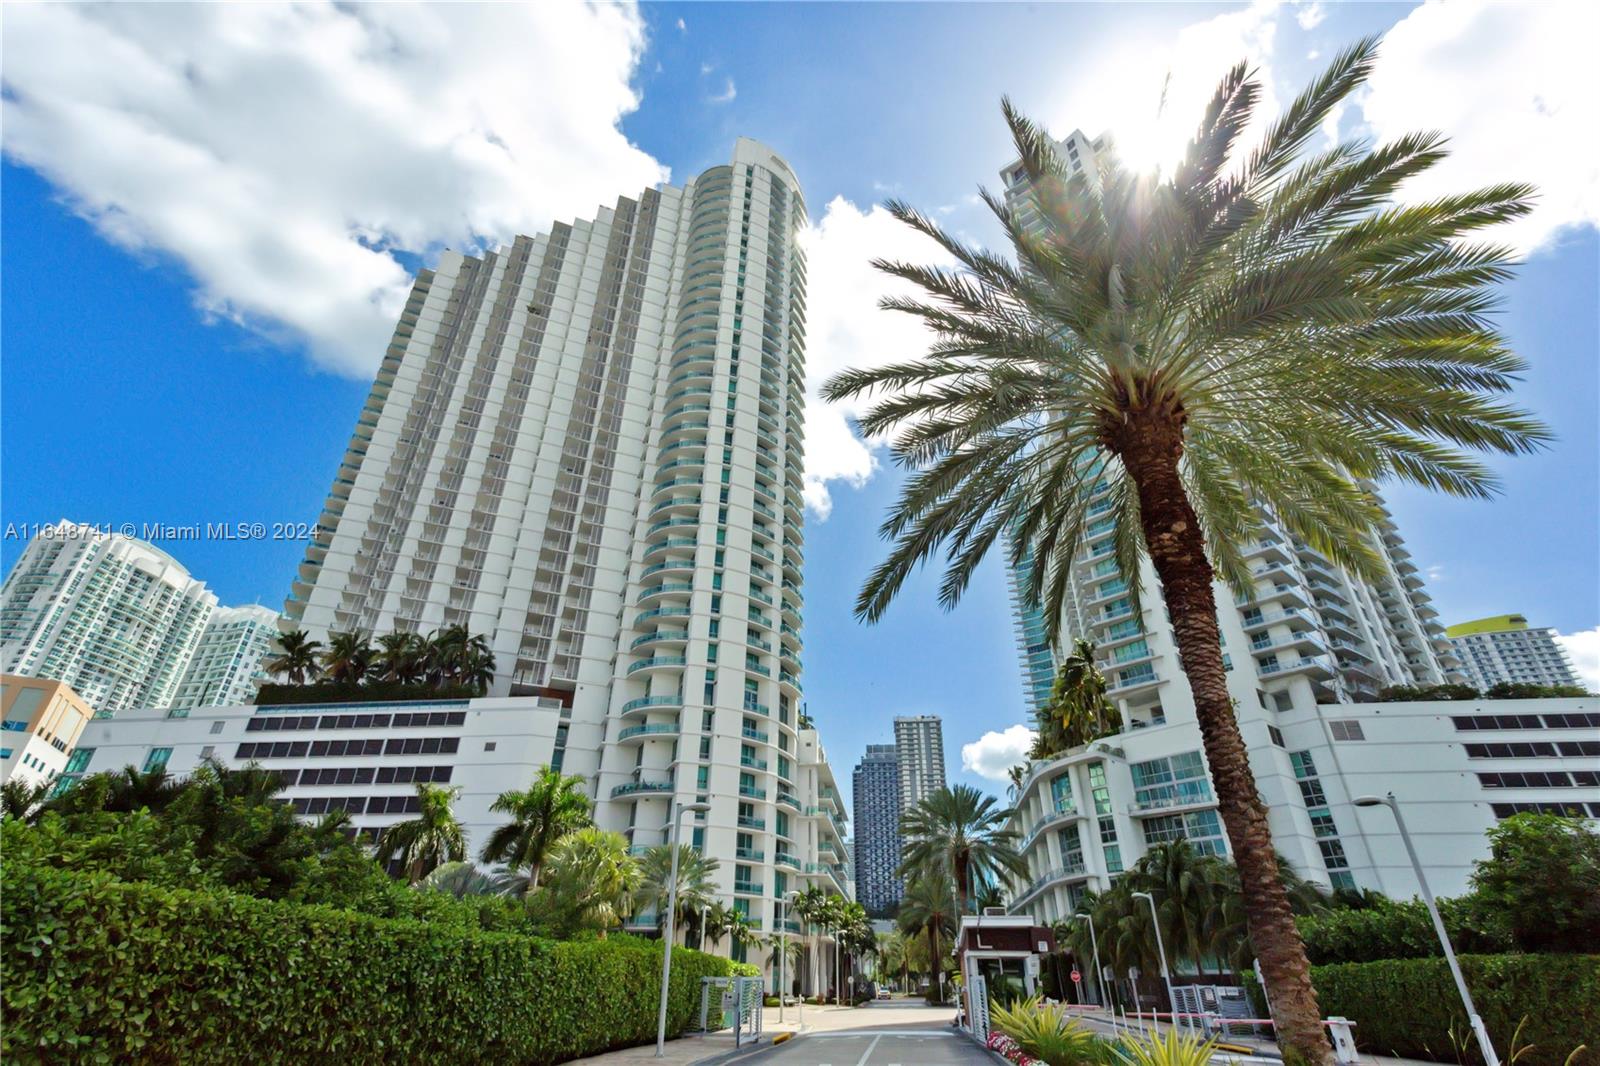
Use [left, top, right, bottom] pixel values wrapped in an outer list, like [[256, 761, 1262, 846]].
[[1070, 968, 1082, 985]]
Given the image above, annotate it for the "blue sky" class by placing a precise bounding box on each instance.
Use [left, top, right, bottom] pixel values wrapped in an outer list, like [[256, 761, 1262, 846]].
[[3, 2, 1596, 801]]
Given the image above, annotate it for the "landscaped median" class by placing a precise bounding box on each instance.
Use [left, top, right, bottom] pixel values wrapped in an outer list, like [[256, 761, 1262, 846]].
[[1, 864, 739, 1064]]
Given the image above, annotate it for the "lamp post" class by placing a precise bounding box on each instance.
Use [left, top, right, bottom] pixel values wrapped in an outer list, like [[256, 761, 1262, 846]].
[[1076, 913, 1110, 1030], [1131, 891, 1179, 1033], [1356, 792, 1499, 1066], [656, 800, 711, 1058], [779, 890, 803, 1026]]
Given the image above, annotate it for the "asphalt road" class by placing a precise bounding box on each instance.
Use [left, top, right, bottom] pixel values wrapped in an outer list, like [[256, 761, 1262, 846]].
[[741, 1020, 994, 1066]]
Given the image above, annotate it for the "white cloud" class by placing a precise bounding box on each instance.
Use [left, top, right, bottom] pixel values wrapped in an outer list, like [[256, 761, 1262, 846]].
[[961, 725, 1037, 782], [1556, 628, 1600, 691], [797, 196, 957, 517], [700, 61, 714, 75], [709, 77, 737, 105], [1044, 0, 1281, 174], [0, 3, 666, 376], [1425, 564, 1446, 583], [1295, 2, 1326, 30], [676, 17, 687, 33], [1355, 0, 1599, 255]]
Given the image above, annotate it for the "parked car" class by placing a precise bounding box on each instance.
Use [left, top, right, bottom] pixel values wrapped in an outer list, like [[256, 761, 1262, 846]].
[[876, 987, 892, 1000]]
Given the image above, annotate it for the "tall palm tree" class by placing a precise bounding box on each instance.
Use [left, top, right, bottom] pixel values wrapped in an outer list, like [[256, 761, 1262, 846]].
[[478, 766, 592, 890], [265, 629, 323, 685], [702, 901, 731, 952], [821, 40, 1543, 1063], [897, 875, 956, 1000], [1131, 841, 1222, 977], [544, 827, 641, 935], [1047, 640, 1121, 749], [792, 884, 828, 998], [635, 843, 721, 943], [320, 629, 373, 684], [899, 783, 1026, 916], [876, 929, 911, 993], [373, 631, 428, 684], [375, 783, 466, 883], [767, 930, 804, 996], [460, 646, 496, 694]]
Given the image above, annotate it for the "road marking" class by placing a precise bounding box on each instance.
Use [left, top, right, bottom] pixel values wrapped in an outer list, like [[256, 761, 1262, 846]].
[[852, 1034, 881, 1066], [806, 1030, 954, 1037]]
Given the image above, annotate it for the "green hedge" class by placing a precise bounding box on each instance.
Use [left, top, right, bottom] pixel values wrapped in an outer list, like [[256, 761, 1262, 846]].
[[1297, 898, 1511, 964], [253, 680, 483, 706], [1308, 955, 1599, 1066], [1, 864, 735, 1064]]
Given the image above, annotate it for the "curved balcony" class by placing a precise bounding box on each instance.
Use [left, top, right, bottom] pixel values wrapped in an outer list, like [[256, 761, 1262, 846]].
[[656, 455, 706, 477], [647, 516, 699, 538], [621, 694, 684, 716], [660, 419, 710, 446], [617, 723, 680, 744], [631, 628, 689, 651], [641, 557, 695, 581], [649, 495, 701, 519], [637, 581, 694, 604], [612, 779, 674, 799], [634, 605, 691, 628], [644, 537, 699, 560], [627, 655, 688, 675]]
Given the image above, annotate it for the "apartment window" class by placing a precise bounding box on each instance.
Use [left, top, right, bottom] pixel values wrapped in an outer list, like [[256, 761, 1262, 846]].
[[1464, 742, 1558, 758], [1056, 823, 1084, 869], [1268, 725, 1286, 747], [1329, 720, 1366, 742], [1477, 771, 1579, 789], [210, 720, 226, 735], [1141, 810, 1226, 856], [1049, 773, 1075, 814], [142, 747, 173, 773], [1130, 751, 1212, 810]]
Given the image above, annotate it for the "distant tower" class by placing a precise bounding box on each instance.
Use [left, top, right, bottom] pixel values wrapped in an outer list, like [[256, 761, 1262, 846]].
[[852, 744, 903, 912], [893, 715, 946, 810], [171, 604, 281, 710], [1448, 614, 1583, 690]]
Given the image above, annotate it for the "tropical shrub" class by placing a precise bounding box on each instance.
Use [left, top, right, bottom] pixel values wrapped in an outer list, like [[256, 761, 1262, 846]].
[[1297, 896, 1511, 964], [1247, 955, 1599, 1066], [1, 864, 737, 1064], [1109, 1030, 1223, 1066], [1470, 814, 1600, 954], [990, 997, 1103, 1066]]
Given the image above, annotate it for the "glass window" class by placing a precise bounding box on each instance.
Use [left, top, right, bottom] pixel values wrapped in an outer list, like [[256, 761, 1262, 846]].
[[1130, 751, 1212, 810], [1141, 809, 1226, 856], [142, 747, 173, 773], [1049, 773, 1076, 814]]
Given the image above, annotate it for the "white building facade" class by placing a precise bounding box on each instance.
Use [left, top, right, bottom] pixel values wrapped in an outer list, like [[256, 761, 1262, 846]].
[[1447, 613, 1584, 690], [1, 522, 217, 715], [277, 138, 832, 944], [171, 604, 281, 710], [894, 714, 947, 809], [1006, 696, 1600, 925]]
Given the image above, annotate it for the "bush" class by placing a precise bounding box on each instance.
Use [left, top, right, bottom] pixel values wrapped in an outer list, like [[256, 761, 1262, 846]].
[[254, 680, 484, 705], [1471, 814, 1600, 953], [1309, 954, 1598, 1066], [1, 864, 735, 1064], [1297, 896, 1511, 964]]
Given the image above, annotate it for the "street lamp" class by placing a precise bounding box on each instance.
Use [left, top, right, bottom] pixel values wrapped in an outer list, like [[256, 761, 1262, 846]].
[[779, 890, 803, 1027], [1355, 792, 1499, 1066], [1131, 891, 1179, 1033], [656, 800, 712, 1058], [1075, 913, 1110, 1030]]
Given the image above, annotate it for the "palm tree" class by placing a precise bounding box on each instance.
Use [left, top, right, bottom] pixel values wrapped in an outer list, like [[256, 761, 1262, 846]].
[[373, 631, 428, 684], [416, 860, 523, 899], [898, 875, 956, 1001], [724, 909, 763, 955], [1046, 640, 1121, 749], [899, 783, 1026, 916], [821, 40, 1543, 1063], [1130, 841, 1223, 977], [544, 827, 641, 935], [265, 629, 323, 685], [792, 884, 828, 998], [876, 929, 911, 993], [460, 646, 496, 694], [320, 629, 372, 684], [767, 930, 805, 996], [375, 783, 466, 882], [478, 766, 591, 890], [635, 843, 720, 943], [0, 777, 50, 822]]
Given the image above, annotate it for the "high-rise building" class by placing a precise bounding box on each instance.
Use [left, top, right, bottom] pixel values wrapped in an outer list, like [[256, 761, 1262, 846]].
[[1, 522, 217, 715], [893, 715, 946, 810], [278, 138, 825, 955], [171, 604, 281, 710], [999, 133, 1463, 730], [1, 675, 92, 786], [852, 743, 903, 912], [1448, 614, 1584, 691]]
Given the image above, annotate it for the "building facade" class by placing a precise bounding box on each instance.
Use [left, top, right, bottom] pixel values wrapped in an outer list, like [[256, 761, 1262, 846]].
[[1, 675, 93, 786], [1448, 614, 1583, 691], [1005, 696, 1600, 926], [1, 522, 217, 715], [171, 604, 281, 710], [276, 138, 828, 945], [894, 715, 947, 810], [852, 743, 904, 913]]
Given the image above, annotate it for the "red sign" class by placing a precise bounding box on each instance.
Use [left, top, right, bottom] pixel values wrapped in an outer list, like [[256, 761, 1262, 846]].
[[1070, 969, 1082, 984]]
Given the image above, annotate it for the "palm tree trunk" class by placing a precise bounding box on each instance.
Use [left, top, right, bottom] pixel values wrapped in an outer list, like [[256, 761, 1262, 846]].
[[1115, 415, 1330, 1066], [954, 855, 969, 917]]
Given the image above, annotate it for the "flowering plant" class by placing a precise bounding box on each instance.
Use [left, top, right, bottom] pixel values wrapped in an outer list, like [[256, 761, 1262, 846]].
[[987, 1030, 1042, 1066]]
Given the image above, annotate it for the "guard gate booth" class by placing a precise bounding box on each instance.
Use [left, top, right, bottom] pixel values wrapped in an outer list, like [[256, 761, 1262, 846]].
[[955, 911, 1056, 1043]]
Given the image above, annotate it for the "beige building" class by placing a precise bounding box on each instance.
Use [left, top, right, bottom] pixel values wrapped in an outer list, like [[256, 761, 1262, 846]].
[[1, 674, 93, 787]]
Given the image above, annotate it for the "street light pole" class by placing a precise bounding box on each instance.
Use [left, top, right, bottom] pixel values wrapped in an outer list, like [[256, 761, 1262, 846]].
[[1131, 891, 1179, 1033], [1356, 792, 1499, 1066], [1076, 913, 1110, 1031], [656, 800, 711, 1058]]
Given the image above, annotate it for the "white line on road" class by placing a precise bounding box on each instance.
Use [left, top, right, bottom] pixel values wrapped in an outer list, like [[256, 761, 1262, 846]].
[[806, 1030, 953, 1038], [851, 1034, 882, 1066]]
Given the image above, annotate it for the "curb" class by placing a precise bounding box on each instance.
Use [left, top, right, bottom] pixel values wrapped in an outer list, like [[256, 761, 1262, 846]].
[[690, 1035, 781, 1066]]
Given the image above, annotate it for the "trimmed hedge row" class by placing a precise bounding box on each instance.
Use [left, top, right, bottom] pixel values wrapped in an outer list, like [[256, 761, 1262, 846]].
[[1248, 955, 1599, 1066], [1297, 898, 1511, 964], [1, 864, 737, 1064]]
